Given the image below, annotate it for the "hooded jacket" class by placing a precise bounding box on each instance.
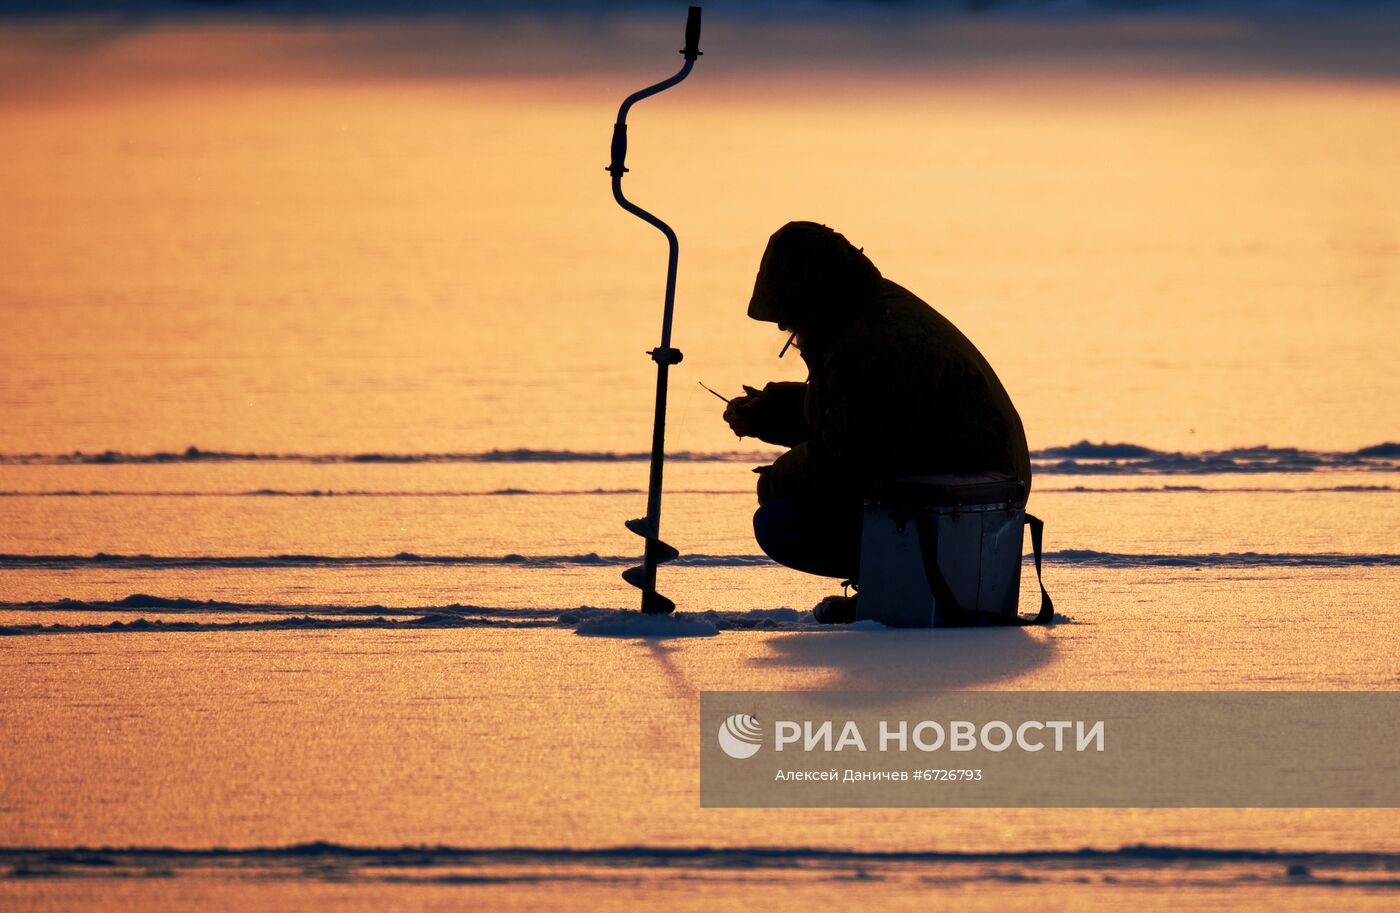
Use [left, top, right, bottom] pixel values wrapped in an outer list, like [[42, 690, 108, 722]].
[[743, 221, 1031, 503]]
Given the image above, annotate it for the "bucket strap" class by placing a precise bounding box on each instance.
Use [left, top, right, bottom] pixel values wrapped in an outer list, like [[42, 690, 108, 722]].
[[914, 513, 1054, 627]]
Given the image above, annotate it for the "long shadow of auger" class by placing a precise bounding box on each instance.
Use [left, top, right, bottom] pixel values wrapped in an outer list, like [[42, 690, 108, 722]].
[[608, 7, 703, 615]]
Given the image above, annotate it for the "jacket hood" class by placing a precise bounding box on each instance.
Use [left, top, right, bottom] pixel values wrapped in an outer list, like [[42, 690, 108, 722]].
[[747, 221, 882, 327]]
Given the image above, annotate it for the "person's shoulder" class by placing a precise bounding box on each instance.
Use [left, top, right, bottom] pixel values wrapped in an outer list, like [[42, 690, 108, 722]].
[[824, 283, 941, 370], [872, 279, 954, 326], [847, 280, 951, 343]]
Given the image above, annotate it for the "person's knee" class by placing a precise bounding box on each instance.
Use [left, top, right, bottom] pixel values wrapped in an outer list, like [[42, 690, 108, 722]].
[[753, 497, 811, 563], [752, 497, 861, 579], [751, 499, 791, 560]]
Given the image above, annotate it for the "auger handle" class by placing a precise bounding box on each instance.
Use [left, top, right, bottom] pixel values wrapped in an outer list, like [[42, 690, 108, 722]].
[[608, 123, 628, 178], [682, 6, 703, 61]]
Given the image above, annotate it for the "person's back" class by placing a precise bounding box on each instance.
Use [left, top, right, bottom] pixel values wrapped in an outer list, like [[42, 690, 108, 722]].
[[786, 276, 1031, 498], [724, 221, 1030, 616]]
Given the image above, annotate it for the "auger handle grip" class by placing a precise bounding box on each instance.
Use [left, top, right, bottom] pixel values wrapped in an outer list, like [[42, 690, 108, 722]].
[[682, 6, 702, 61], [607, 123, 628, 177]]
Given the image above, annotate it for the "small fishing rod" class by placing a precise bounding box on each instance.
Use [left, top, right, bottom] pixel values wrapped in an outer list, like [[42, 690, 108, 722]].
[[609, 6, 703, 615], [699, 381, 730, 403]]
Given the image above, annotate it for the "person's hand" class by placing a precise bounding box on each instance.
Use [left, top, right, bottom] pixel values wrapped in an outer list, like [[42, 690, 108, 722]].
[[753, 463, 773, 502], [723, 396, 754, 438], [722, 385, 764, 438]]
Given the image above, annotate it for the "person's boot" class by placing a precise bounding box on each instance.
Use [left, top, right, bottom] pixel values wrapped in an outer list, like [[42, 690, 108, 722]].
[[813, 593, 858, 625]]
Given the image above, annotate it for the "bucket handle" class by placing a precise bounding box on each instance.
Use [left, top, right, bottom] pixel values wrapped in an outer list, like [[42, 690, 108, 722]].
[[914, 513, 1054, 626]]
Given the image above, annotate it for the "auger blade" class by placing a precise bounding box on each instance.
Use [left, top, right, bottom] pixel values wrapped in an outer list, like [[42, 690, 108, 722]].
[[622, 532, 681, 614], [649, 538, 680, 564], [622, 566, 676, 614], [621, 564, 648, 588], [640, 590, 676, 615], [625, 518, 679, 564], [621, 539, 680, 587]]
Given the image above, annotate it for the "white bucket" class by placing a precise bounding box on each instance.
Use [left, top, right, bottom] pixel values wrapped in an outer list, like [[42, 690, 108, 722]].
[[855, 473, 1051, 628]]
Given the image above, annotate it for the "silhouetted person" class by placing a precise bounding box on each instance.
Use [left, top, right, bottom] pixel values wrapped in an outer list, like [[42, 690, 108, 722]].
[[723, 222, 1030, 619]]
